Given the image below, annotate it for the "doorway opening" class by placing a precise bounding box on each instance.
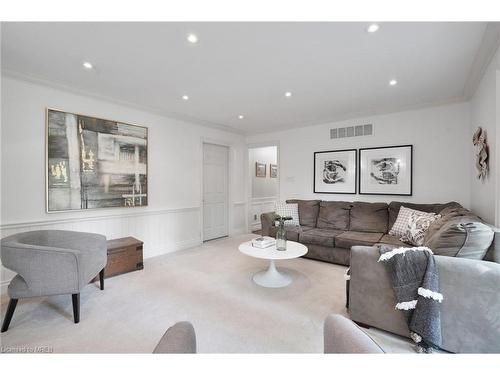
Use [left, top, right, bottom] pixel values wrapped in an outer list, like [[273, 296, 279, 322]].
[[247, 144, 279, 235]]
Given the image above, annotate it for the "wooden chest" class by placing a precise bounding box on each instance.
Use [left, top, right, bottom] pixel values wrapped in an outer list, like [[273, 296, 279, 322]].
[[101, 237, 144, 279]]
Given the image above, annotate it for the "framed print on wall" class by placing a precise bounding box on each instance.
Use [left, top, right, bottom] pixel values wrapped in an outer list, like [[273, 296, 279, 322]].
[[270, 164, 278, 178], [313, 149, 357, 194], [359, 145, 413, 196], [46, 108, 148, 212], [255, 162, 266, 177]]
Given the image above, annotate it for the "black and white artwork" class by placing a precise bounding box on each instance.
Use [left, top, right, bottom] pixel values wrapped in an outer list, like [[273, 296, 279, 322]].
[[359, 145, 412, 195], [46, 109, 148, 212], [314, 149, 357, 194]]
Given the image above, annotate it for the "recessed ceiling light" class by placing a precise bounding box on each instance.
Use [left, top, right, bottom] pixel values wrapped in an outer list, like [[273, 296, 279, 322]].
[[367, 24, 379, 33], [238, 115, 244, 119], [82, 61, 93, 69], [389, 79, 398, 86], [182, 95, 189, 100], [285, 91, 292, 98], [187, 34, 198, 43]]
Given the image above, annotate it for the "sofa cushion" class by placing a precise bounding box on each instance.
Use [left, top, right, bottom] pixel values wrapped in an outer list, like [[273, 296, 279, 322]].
[[425, 206, 479, 237], [388, 201, 462, 229], [349, 202, 388, 233], [303, 245, 350, 266], [316, 201, 351, 230], [377, 234, 408, 247], [335, 231, 384, 249], [424, 217, 494, 259], [269, 225, 314, 242], [286, 199, 321, 227], [299, 228, 344, 247]]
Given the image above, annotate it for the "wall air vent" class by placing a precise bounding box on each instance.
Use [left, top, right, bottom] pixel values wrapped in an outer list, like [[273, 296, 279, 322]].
[[330, 124, 373, 139]]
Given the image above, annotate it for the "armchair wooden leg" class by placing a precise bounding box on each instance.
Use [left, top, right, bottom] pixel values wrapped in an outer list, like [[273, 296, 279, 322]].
[[72, 293, 80, 324], [99, 268, 105, 291], [1, 298, 18, 332]]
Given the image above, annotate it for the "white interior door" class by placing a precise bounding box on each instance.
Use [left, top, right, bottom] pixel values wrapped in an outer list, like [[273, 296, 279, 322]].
[[203, 143, 229, 241]]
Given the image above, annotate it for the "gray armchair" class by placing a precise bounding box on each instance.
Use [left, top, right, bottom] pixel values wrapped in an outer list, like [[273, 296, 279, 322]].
[[348, 245, 500, 353], [324, 314, 384, 353], [1, 230, 107, 332], [153, 321, 197, 353]]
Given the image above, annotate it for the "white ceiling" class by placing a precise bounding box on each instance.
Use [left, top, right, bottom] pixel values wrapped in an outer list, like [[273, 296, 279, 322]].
[[1, 22, 490, 134]]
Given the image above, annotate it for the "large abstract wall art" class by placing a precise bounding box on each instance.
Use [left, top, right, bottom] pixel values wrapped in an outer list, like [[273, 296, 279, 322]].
[[46, 109, 148, 212]]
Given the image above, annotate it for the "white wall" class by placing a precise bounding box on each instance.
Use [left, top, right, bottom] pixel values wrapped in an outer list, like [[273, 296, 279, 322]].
[[0, 76, 248, 291], [247, 102, 472, 209], [248, 146, 278, 231], [470, 48, 500, 225]]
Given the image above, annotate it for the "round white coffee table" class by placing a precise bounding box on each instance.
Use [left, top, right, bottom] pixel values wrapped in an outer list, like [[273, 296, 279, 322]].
[[238, 240, 308, 288]]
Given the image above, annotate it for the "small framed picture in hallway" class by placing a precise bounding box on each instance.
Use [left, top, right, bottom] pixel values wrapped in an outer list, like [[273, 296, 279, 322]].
[[270, 164, 278, 178], [314, 149, 357, 194], [255, 162, 267, 177]]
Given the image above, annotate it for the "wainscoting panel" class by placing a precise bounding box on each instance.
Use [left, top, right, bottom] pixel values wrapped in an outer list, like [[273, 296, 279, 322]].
[[232, 201, 247, 235], [250, 197, 278, 231], [0, 207, 202, 294]]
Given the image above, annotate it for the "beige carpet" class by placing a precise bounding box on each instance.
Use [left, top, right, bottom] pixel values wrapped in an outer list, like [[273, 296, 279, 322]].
[[0, 234, 414, 353]]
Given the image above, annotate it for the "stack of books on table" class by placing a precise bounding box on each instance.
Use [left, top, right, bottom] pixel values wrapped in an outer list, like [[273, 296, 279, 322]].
[[251, 236, 276, 248]]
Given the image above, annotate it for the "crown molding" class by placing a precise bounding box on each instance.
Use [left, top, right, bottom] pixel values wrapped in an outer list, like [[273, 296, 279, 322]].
[[463, 22, 500, 99], [1, 69, 244, 135]]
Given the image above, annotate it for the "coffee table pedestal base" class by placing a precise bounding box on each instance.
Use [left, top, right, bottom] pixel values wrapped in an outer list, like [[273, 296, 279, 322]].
[[253, 260, 291, 288]]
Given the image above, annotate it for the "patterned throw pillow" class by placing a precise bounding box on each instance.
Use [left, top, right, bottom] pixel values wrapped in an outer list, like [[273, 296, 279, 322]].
[[390, 206, 432, 238], [274, 202, 300, 227], [400, 211, 441, 246]]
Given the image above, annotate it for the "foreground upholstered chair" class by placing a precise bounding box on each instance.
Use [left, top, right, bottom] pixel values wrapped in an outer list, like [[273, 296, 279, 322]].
[[348, 245, 500, 353], [153, 321, 197, 353], [324, 314, 384, 353], [1, 230, 107, 332]]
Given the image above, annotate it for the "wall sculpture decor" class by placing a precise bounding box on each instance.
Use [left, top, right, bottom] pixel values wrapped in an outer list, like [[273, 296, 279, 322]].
[[472, 126, 489, 180]]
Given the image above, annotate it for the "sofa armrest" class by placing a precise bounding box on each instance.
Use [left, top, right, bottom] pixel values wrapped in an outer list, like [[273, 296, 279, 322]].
[[349, 246, 500, 353], [153, 321, 197, 353], [324, 314, 384, 353], [260, 212, 278, 236]]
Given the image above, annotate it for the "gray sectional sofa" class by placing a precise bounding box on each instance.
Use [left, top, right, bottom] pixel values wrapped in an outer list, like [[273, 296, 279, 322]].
[[261, 199, 498, 265], [262, 199, 500, 353]]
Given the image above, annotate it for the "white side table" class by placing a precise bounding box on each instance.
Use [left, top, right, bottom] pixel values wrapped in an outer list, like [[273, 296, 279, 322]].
[[238, 240, 308, 288]]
